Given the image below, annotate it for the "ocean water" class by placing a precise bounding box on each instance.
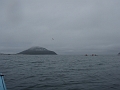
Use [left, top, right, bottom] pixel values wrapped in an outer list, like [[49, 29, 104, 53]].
[[0, 55, 120, 90]]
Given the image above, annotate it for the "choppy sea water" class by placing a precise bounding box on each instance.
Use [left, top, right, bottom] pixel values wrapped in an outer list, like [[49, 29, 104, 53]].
[[0, 55, 120, 90]]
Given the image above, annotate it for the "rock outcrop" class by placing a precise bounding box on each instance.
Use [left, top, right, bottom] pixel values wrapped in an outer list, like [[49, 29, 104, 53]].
[[17, 46, 57, 55]]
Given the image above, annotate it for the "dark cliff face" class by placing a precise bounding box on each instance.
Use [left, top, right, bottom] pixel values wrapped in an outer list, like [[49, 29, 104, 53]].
[[17, 47, 57, 55]]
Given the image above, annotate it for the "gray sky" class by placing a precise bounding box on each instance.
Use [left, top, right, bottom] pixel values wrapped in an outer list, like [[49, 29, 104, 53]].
[[0, 0, 120, 55]]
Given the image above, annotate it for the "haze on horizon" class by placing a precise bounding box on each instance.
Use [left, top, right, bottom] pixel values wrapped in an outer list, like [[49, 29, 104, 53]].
[[0, 0, 120, 55]]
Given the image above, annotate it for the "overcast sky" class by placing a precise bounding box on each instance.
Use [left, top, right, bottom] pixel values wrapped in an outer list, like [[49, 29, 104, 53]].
[[0, 0, 120, 55]]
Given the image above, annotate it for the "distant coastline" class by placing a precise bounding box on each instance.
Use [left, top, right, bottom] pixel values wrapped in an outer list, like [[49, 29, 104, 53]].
[[0, 47, 120, 55]]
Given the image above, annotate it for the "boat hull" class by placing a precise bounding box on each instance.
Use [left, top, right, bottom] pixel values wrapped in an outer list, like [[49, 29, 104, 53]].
[[0, 74, 7, 90]]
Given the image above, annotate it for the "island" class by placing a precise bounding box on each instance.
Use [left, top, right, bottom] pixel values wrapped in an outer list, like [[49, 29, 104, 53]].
[[17, 46, 57, 55]]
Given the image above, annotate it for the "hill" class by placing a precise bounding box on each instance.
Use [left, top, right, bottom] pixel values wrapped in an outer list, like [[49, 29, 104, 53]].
[[17, 46, 57, 55]]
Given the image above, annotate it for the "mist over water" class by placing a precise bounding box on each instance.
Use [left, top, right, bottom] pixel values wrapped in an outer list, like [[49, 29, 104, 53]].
[[0, 55, 120, 90]]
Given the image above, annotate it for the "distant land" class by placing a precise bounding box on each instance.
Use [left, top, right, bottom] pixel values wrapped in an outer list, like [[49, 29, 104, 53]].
[[17, 46, 57, 55], [0, 47, 120, 55]]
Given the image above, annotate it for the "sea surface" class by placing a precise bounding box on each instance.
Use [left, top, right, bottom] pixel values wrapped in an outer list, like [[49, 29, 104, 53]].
[[0, 55, 120, 90]]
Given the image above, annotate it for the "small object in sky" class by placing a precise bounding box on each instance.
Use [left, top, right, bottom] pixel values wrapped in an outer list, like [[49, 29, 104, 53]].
[[85, 54, 88, 56], [118, 52, 120, 55], [52, 38, 54, 40]]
